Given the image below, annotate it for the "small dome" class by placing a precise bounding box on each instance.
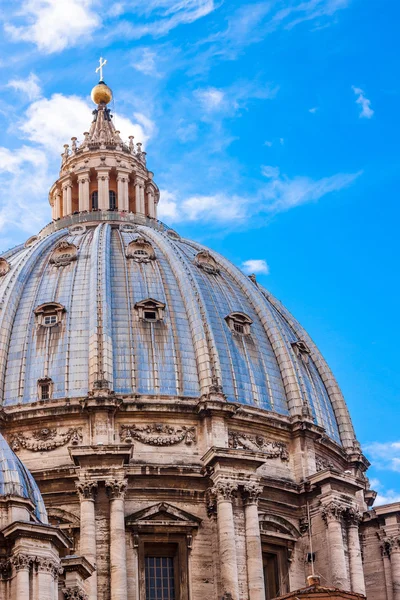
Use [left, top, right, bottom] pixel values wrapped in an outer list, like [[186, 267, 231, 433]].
[[91, 81, 113, 105], [0, 432, 47, 523]]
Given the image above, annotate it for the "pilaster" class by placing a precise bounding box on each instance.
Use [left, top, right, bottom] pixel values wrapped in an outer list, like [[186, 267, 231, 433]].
[[106, 479, 128, 600], [242, 482, 265, 600], [76, 480, 98, 600]]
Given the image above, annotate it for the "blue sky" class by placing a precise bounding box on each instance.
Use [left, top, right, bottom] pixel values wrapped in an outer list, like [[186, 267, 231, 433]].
[[0, 0, 399, 504]]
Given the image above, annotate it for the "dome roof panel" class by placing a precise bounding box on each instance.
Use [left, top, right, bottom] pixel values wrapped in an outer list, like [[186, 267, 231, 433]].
[[0, 220, 354, 446]]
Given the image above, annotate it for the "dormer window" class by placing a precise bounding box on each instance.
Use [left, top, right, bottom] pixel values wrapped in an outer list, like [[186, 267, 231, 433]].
[[38, 377, 53, 400], [135, 298, 165, 322], [126, 238, 156, 263], [0, 258, 11, 277], [225, 312, 253, 336], [34, 302, 66, 328], [25, 236, 38, 248], [195, 250, 219, 275], [50, 241, 78, 267]]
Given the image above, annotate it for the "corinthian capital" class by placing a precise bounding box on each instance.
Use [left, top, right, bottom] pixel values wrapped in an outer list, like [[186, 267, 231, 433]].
[[63, 586, 89, 600], [105, 479, 128, 500], [12, 554, 31, 571], [210, 480, 238, 502], [76, 480, 98, 501], [321, 501, 345, 524], [386, 536, 400, 553], [346, 506, 362, 526], [242, 482, 263, 505]]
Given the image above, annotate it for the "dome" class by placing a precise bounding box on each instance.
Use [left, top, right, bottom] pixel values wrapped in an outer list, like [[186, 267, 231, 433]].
[[0, 432, 48, 523], [0, 216, 354, 447]]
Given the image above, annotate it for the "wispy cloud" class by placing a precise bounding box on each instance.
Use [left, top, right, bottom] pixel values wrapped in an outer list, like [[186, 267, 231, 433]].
[[365, 441, 400, 472], [132, 48, 162, 76], [5, 0, 100, 54], [6, 73, 42, 101], [194, 80, 278, 118], [241, 259, 270, 275], [352, 86, 374, 119], [309, 106, 318, 113], [158, 190, 247, 223], [369, 478, 400, 507]]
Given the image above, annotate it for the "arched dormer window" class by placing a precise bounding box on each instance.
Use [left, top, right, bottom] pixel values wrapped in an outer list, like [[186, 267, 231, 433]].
[[91, 191, 98, 210], [109, 190, 117, 210], [34, 302, 66, 328], [38, 377, 53, 401], [126, 238, 156, 263], [134, 298, 165, 322], [0, 258, 11, 277], [225, 312, 253, 335], [50, 241, 78, 267], [195, 250, 219, 275]]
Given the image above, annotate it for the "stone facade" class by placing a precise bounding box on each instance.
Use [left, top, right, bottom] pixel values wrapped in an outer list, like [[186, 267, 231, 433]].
[[0, 77, 399, 600]]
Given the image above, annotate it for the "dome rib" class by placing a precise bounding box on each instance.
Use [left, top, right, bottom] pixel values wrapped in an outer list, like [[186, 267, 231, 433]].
[[0, 231, 66, 404], [142, 227, 222, 396]]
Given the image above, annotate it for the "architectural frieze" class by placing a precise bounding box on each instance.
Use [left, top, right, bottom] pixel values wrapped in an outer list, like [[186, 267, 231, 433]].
[[120, 423, 196, 446], [228, 430, 289, 460], [10, 427, 82, 452]]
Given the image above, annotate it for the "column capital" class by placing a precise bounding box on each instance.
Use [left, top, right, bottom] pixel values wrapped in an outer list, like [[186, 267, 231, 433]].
[[116, 173, 130, 182], [105, 478, 128, 500], [12, 553, 32, 571], [210, 480, 238, 502], [345, 506, 362, 526], [242, 482, 263, 505], [77, 174, 90, 184], [386, 535, 400, 553], [62, 586, 89, 600], [76, 480, 98, 501], [97, 172, 110, 181], [35, 556, 62, 577], [321, 500, 346, 524]]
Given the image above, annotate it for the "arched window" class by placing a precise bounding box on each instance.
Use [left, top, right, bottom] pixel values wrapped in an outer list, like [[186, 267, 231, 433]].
[[109, 190, 116, 210], [91, 191, 98, 210]]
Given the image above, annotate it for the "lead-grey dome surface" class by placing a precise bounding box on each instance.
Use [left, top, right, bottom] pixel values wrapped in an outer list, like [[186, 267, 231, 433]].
[[0, 219, 352, 445]]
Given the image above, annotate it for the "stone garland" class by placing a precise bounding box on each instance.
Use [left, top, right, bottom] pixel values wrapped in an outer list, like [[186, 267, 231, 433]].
[[10, 427, 82, 452], [228, 431, 289, 461], [120, 423, 196, 446]]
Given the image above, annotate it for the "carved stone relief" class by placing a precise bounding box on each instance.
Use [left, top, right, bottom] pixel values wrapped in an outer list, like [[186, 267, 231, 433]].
[[50, 241, 78, 267], [228, 431, 289, 461], [10, 427, 82, 452], [126, 237, 156, 262], [0, 258, 11, 277], [316, 455, 336, 472], [120, 423, 196, 446]]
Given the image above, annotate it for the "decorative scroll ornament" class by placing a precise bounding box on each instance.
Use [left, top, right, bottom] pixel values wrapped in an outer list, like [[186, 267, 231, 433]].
[[120, 423, 196, 446], [316, 455, 335, 472], [228, 431, 289, 461], [0, 258, 11, 277], [50, 241, 78, 267], [10, 427, 82, 452]]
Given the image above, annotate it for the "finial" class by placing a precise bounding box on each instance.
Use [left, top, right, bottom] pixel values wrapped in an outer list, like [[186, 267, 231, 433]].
[[91, 57, 113, 106], [96, 57, 107, 82]]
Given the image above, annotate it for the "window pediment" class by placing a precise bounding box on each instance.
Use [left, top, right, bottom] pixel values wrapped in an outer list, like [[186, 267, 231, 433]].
[[34, 302, 66, 328], [134, 298, 165, 322], [126, 238, 156, 262], [126, 502, 201, 532], [195, 250, 219, 275], [0, 258, 11, 277], [50, 241, 78, 267], [225, 312, 253, 335], [37, 377, 53, 401]]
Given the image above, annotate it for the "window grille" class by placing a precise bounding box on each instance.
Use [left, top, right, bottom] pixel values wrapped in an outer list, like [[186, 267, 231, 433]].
[[91, 191, 98, 210], [145, 556, 176, 600], [233, 322, 244, 334], [144, 311, 157, 321], [44, 315, 57, 326], [40, 384, 50, 400], [109, 190, 117, 210]]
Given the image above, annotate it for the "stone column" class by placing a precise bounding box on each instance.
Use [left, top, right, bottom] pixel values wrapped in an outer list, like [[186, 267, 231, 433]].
[[321, 501, 349, 590], [117, 174, 129, 211], [37, 558, 60, 600], [55, 190, 62, 219], [382, 542, 394, 600], [211, 480, 239, 600], [242, 483, 265, 600], [78, 174, 90, 212], [12, 554, 31, 600], [97, 170, 110, 210], [106, 479, 128, 600], [76, 480, 98, 600], [135, 178, 145, 215], [390, 537, 400, 600], [346, 507, 365, 595], [146, 185, 156, 218], [63, 181, 72, 216]]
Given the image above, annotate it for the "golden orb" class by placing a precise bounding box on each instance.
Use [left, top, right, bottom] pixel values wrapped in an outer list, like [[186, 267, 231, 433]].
[[91, 81, 113, 105]]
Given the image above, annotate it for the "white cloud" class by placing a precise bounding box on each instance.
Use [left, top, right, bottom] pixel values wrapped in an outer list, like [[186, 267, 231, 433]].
[[369, 478, 400, 507], [158, 190, 246, 223], [262, 165, 280, 178], [196, 88, 225, 111], [352, 86, 374, 119], [7, 73, 42, 101], [260, 169, 362, 213], [18, 94, 153, 155], [364, 442, 400, 473], [132, 48, 161, 76], [264, 140, 273, 147], [5, 0, 100, 54], [241, 259, 270, 275], [309, 106, 318, 113]]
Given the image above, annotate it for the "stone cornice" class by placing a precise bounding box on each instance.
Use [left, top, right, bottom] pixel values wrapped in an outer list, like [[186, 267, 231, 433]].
[[61, 555, 95, 578], [1, 521, 70, 549]]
